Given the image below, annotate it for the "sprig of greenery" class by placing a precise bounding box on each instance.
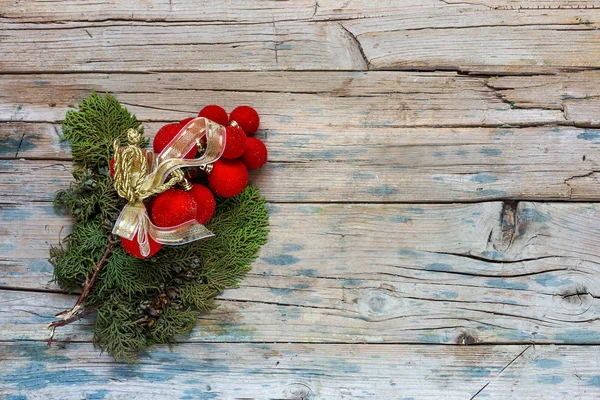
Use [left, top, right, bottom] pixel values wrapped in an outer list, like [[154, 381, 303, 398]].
[[51, 93, 269, 362], [62, 92, 143, 172]]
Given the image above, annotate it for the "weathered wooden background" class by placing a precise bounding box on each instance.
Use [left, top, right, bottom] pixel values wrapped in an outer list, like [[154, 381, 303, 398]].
[[2, 0, 600, 398]]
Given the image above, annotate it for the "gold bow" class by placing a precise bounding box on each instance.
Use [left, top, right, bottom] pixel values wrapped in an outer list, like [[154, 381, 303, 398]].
[[112, 117, 226, 256]]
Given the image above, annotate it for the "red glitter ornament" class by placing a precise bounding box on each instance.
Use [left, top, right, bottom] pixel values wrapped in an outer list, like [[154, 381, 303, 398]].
[[187, 184, 216, 224], [121, 234, 162, 259], [153, 123, 197, 159], [229, 105, 260, 135], [151, 189, 198, 228], [240, 138, 268, 170], [180, 117, 194, 126], [199, 105, 229, 126], [222, 125, 248, 159], [208, 159, 248, 198], [109, 157, 115, 177]]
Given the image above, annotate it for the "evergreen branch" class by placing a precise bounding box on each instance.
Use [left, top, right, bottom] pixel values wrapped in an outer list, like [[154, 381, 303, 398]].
[[50, 93, 269, 361]]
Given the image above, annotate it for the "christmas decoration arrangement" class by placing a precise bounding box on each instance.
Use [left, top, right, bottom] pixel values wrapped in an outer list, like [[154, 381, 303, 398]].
[[47, 93, 269, 361]]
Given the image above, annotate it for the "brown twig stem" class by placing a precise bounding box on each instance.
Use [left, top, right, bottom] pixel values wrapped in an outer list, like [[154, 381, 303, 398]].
[[47, 235, 116, 347], [47, 304, 103, 347]]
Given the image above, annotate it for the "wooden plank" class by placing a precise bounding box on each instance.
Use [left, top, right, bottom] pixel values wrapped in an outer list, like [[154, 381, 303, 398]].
[[1, 71, 598, 202], [3, 201, 600, 344], [0, 71, 568, 126], [346, 17, 600, 72], [4, 72, 599, 202], [2, 148, 597, 202], [1, 342, 600, 399], [0, 70, 598, 202], [4, 122, 600, 166], [2, 3, 600, 73], [0, 20, 367, 72], [4, 0, 599, 23]]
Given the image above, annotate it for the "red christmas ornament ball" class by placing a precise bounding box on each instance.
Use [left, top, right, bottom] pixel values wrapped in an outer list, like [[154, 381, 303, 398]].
[[199, 105, 229, 126], [153, 123, 197, 159], [208, 159, 248, 198], [187, 184, 216, 224], [109, 157, 115, 177], [240, 138, 268, 170], [180, 117, 194, 126], [222, 125, 248, 159], [229, 105, 260, 135], [121, 233, 162, 259], [151, 189, 198, 228]]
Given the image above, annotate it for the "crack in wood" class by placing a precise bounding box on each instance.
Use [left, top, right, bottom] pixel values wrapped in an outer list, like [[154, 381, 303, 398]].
[[565, 171, 599, 183], [311, 0, 319, 19], [496, 5, 600, 10], [561, 285, 600, 302], [401, 295, 529, 308], [118, 101, 194, 114], [565, 171, 600, 199], [438, 0, 494, 9], [338, 23, 371, 71], [395, 262, 570, 280], [456, 307, 555, 325], [14, 132, 25, 158], [422, 250, 559, 265], [383, 22, 592, 33], [272, 16, 278, 66], [470, 344, 533, 399], [217, 297, 362, 316]]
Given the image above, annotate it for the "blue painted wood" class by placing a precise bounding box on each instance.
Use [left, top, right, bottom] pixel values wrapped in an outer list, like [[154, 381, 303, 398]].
[[2, 342, 600, 399]]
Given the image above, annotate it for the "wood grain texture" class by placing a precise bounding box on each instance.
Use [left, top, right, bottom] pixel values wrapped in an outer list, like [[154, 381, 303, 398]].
[[0, 71, 570, 126], [346, 15, 600, 72], [2, 341, 600, 399], [2, 0, 600, 73], [1, 71, 600, 203], [488, 71, 600, 127], [2, 0, 600, 396], [4, 122, 598, 167], [2, 142, 599, 202], [4, 0, 600, 22], [3, 201, 600, 344], [0, 0, 316, 22]]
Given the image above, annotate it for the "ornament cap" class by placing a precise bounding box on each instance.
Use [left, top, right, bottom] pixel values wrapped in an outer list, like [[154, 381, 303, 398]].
[[179, 178, 193, 191], [199, 164, 214, 175]]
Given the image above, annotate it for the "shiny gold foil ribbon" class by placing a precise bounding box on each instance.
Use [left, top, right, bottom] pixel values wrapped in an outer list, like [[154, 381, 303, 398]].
[[112, 117, 226, 256]]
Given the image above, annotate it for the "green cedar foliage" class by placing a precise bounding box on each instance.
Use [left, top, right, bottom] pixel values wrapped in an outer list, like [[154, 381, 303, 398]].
[[50, 92, 269, 362]]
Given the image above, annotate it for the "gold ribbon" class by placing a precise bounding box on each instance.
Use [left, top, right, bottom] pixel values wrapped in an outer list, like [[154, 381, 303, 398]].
[[112, 117, 226, 256]]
